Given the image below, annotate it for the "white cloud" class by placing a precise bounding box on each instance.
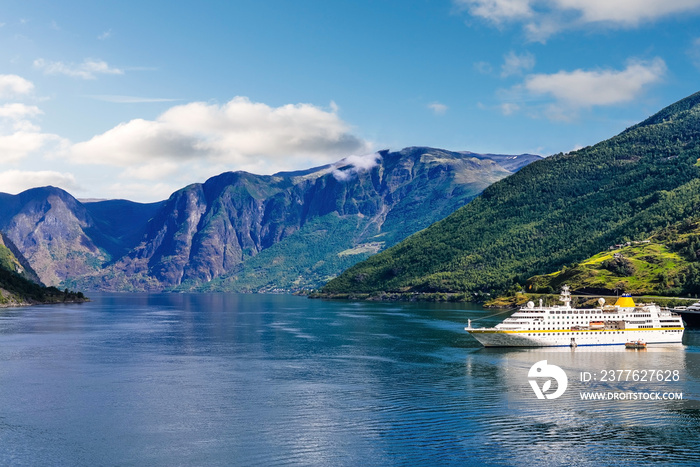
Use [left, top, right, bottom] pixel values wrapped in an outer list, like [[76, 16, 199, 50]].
[[554, 0, 700, 24], [460, 0, 534, 23], [0, 131, 66, 163], [523, 58, 666, 107], [501, 58, 666, 121], [0, 103, 42, 121], [120, 161, 181, 181], [102, 181, 179, 202], [0, 75, 34, 98], [0, 170, 79, 194], [500, 102, 520, 115], [474, 61, 493, 74], [34, 58, 124, 79], [428, 102, 448, 115], [70, 97, 371, 174], [456, 0, 700, 40], [0, 90, 68, 162], [98, 29, 112, 40], [501, 51, 535, 77], [332, 152, 382, 181]]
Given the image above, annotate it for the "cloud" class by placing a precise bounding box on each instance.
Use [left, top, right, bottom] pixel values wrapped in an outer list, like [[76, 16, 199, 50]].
[[0, 103, 42, 121], [0, 74, 34, 98], [0, 131, 67, 163], [456, 0, 700, 40], [428, 102, 448, 115], [98, 29, 112, 40], [120, 161, 181, 181], [101, 181, 179, 202], [332, 152, 382, 181], [501, 51, 535, 77], [474, 61, 494, 74], [499, 58, 666, 121], [500, 102, 520, 115], [34, 58, 124, 79], [523, 58, 666, 107], [70, 97, 371, 174], [459, 0, 534, 23], [0, 170, 79, 194], [0, 86, 68, 162]]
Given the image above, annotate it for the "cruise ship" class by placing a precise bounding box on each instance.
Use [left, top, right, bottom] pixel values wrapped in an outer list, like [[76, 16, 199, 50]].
[[466, 286, 684, 347]]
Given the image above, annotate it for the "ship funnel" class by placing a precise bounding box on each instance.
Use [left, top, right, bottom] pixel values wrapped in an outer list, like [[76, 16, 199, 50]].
[[614, 294, 635, 308]]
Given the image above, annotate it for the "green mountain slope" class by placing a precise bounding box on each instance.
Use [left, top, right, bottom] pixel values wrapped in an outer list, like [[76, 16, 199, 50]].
[[525, 218, 700, 297], [526, 242, 684, 296], [0, 232, 41, 284], [321, 91, 700, 298]]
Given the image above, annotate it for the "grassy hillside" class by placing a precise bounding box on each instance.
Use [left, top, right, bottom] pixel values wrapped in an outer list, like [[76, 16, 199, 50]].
[[321, 91, 700, 298], [525, 218, 700, 297], [526, 242, 684, 296]]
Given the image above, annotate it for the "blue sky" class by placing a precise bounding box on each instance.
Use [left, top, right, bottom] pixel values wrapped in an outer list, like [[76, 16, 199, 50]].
[[1, 0, 700, 202]]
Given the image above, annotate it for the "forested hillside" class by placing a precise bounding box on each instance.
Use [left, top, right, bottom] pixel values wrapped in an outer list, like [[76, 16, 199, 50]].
[[321, 91, 700, 298]]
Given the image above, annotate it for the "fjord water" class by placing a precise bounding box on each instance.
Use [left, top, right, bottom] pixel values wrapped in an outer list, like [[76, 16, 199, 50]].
[[1, 294, 699, 466]]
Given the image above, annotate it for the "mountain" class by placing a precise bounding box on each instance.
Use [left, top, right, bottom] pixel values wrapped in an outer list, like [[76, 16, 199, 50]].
[[67, 147, 538, 291], [0, 187, 163, 287], [0, 148, 538, 292], [0, 231, 86, 306], [320, 91, 700, 299]]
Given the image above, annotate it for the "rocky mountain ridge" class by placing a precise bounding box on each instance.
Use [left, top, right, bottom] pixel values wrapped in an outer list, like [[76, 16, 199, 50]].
[[0, 147, 540, 292]]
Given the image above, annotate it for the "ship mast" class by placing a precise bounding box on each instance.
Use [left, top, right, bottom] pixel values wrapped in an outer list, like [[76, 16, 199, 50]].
[[559, 285, 572, 309]]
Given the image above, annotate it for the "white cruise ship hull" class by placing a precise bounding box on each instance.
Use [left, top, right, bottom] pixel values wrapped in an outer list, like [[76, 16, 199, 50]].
[[469, 328, 683, 347]]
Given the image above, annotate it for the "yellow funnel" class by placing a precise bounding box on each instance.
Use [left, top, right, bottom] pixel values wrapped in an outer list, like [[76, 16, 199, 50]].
[[614, 295, 635, 308]]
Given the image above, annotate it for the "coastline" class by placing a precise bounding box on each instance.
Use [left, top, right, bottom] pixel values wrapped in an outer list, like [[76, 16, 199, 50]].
[[0, 288, 90, 308]]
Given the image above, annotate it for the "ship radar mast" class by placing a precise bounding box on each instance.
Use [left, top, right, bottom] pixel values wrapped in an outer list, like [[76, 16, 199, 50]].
[[559, 285, 572, 309]]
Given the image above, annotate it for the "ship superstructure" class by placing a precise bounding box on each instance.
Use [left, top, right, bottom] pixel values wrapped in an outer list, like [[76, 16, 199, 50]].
[[466, 286, 684, 347]]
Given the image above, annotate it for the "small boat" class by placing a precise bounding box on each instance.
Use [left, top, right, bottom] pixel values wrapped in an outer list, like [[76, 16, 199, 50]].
[[625, 340, 647, 349]]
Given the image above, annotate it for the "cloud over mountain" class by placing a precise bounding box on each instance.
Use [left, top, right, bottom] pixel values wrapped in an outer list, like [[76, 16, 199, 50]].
[[71, 96, 372, 174]]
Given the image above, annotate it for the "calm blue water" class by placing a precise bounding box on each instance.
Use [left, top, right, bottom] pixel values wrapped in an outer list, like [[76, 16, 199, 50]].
[[1, 293, 699, 466]]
